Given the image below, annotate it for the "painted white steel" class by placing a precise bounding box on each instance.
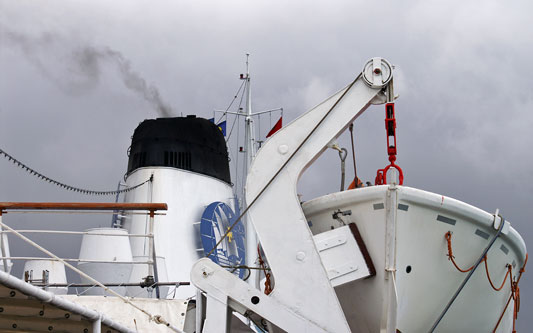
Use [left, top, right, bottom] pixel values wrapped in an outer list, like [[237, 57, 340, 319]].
[[382, 184, 398, 333], [92, 317, 101, 333], [0, 270, 136, 333], [362, 57, 393, 89], [192, 258, 337, 333], [312, 225, 371, 286], [301, 185, 527, 332], [127, 256, 169, 298], [304, 186, 388, 332], [123, 167, 234, 299], [22, 259, 68, 295], [244, 68, 388, 332], [243, 55, 260, 290], [0, 216, 12, 274], [63, 295, 189, 333], [77, 228, 133, 296]]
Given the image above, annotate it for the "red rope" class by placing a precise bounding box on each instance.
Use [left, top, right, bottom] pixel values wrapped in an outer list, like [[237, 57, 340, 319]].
[[445, 231, 482, 272], [493, 293, 513, 333], [257, 245, 272, 295], [512, 253, 527, 332], [484, 259, 512, 291], [492, 254, 528, 333], [445, 231, 528, 332]]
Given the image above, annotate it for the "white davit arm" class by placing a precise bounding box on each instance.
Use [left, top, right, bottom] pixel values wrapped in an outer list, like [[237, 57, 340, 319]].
[[191, 58, 395, 333], [244, 58, 395, 332]]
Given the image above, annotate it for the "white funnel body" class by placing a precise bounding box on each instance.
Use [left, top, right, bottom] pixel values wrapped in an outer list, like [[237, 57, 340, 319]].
[[123, 167, 234, 299]]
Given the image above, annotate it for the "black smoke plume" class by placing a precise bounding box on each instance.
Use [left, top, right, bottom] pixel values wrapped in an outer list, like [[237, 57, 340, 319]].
[[1, 26, 173, 117]]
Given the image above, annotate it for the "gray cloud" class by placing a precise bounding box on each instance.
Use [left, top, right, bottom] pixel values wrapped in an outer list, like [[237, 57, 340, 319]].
[[0, 0, 531, 330]]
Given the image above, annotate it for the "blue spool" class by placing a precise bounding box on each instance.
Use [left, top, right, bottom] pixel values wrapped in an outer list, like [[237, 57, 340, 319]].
[[200, 201, 246, 279]]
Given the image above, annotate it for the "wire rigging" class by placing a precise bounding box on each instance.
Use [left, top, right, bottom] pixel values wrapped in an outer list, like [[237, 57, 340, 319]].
[[206, 74, 362, 258], [235, 114, 241, 194], [0, 148, 151, 195], [226, 84, 246, 142], [229, 80, 248, 196], [216, 80, 246, 124], [349, 124, 358, 186]]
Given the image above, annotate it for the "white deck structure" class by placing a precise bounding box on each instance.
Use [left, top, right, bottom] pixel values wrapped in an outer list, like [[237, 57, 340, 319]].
[[0, 57, 526, 332], [191, 58, 527, 332]]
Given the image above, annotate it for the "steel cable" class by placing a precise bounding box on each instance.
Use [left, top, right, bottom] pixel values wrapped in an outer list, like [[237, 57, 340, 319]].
[[349, 123, 358, 186], [206, 74, 363, 258], [216, 80, 246, 124]]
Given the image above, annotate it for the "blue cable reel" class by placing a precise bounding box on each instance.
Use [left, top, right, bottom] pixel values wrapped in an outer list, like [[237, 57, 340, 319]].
[[200, 201, 246, 279]]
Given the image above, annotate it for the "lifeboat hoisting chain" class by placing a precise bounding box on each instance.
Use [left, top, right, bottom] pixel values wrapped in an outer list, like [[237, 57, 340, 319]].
[[375, 103, 404, 185]]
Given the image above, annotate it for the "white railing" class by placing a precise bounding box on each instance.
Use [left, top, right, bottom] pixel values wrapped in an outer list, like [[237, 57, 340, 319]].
[[0, 202, 167, 295]]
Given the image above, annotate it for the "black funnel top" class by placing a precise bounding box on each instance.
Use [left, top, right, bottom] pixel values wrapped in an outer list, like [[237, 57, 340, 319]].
[[127, 116, 231, 184]]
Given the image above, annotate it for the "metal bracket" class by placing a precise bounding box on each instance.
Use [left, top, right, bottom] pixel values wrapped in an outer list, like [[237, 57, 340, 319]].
[[492, 209, 510, 234], [191, 258, 332, 333]]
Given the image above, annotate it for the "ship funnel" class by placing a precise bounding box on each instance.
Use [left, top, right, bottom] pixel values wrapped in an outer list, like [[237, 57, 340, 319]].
[[123, 115, 236, 299]]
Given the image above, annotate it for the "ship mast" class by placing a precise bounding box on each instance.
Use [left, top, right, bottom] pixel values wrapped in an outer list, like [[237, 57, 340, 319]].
[[242, 53, 259, 288], [218, 54, 282, 289], [243, 54, 256, 200]]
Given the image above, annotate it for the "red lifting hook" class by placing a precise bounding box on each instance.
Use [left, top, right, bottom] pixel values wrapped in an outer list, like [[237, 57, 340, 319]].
[[375, 103, 404, 185]]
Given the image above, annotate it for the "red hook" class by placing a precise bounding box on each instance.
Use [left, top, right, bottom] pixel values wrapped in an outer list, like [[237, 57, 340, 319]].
[[375, 103, 404, 185]]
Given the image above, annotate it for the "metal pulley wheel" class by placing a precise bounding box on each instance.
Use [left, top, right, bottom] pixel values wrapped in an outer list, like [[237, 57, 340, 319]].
[[362, 57, 393, 89]]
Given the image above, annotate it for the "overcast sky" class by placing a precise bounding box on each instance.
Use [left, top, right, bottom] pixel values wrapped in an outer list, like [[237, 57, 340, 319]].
[[1, 0, 532, 330]]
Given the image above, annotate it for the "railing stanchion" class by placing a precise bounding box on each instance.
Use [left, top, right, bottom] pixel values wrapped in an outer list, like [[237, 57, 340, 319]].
[[0, 211, 8, 273], [148, 209, 160, 298]]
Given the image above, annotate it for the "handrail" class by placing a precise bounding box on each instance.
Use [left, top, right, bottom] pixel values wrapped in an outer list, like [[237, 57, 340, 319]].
[[0, 201, 168, 300], [0, 230, 152, 237], [0, 202, 167, 211], [0, 200, 182, 331], [31, 281, 191, 288], [1, 257, 152, 264]]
